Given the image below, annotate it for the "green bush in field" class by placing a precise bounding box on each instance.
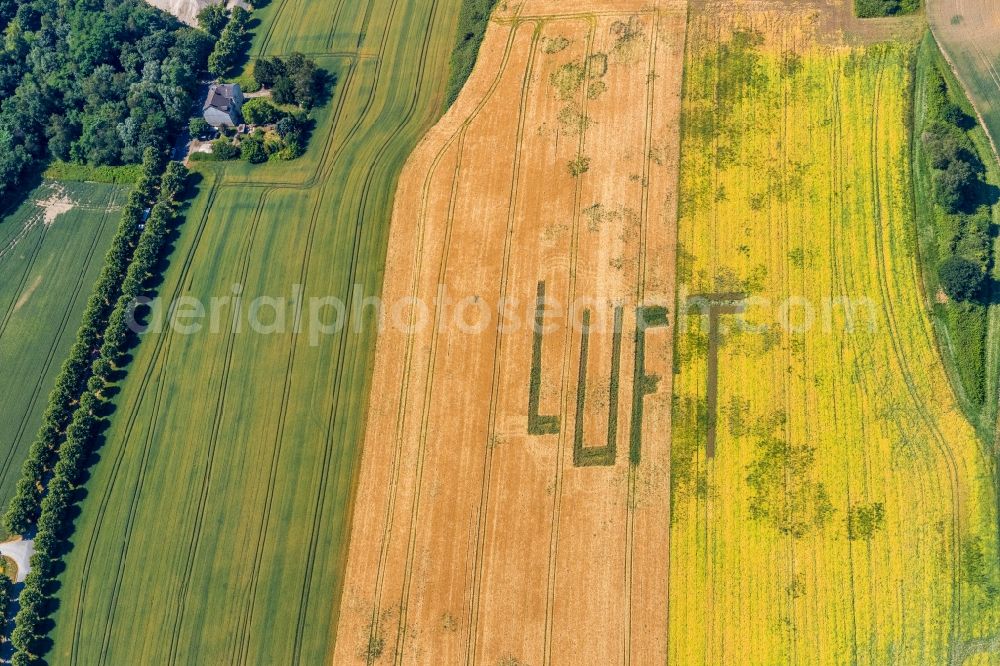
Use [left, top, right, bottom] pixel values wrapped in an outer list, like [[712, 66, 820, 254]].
[[242, 98, 284, 125], [939, 256, 985, 302], [240, 136, 268, 164], [212, 139, 240, 161], [254, 54, 325, 109], [855, 0, 920, 18]]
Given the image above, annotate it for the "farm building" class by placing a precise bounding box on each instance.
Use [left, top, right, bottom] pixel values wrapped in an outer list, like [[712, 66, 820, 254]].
[[203, 83, 244, 127]]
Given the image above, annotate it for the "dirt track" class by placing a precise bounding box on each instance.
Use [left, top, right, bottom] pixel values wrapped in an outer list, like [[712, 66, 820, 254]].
[[333, 1, 686, 662]]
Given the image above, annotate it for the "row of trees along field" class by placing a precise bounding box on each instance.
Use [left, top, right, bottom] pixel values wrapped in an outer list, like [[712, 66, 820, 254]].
[[920, 51, 998, 409], [0, 0, 214, 203], [2, 156, 189, 663], [205, 5, 251, 78]]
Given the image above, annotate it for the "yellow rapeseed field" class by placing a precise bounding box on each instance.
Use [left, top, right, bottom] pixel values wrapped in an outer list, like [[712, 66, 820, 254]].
[[669, 12, 1000, 665]]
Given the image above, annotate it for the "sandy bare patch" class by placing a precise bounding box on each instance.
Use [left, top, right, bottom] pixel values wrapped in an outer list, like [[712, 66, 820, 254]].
[[0, 184, 78, 263], [36, 184, 77, 226], [13, 274, 44, 313]]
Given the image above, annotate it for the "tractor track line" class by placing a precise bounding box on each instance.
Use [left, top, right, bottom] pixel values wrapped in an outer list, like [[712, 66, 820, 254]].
[[164, 185, 272, 664], [230, 7, 364, 662], [458, 20, 545, 665], [866, 49, 964, 649]]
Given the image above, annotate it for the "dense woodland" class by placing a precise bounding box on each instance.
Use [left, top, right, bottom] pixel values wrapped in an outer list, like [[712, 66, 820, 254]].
[[0, 0, 212, 203]]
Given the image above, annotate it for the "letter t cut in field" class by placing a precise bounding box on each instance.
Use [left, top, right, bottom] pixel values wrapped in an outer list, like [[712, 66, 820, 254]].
[[684, 292, 747, 459]]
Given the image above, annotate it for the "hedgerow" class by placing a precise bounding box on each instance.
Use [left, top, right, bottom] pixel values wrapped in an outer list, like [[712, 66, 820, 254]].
[[444, 0, 500, 107], [916, 47, 996, 408]]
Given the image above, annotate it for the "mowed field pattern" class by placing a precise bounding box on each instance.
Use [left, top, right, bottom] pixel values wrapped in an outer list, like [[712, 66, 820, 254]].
[[0, 182, 122, 512], [670, 3, 999, 664], [334, 0, 685, 663], [46, 0, 466, 663]]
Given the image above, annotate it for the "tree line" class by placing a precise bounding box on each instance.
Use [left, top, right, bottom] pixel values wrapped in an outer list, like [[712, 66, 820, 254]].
[[922, 63, 994, 303], [3, 155, 190, 664], [3, 148, 164, 536], [0, 0, 213, 204], [205, 5, 251, 79]]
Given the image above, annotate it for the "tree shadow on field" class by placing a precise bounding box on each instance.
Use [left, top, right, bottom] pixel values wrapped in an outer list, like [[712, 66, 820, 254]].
[[314, 69, 338, 109], [0, 169, 43, 227], [0, 580, 23, 661]]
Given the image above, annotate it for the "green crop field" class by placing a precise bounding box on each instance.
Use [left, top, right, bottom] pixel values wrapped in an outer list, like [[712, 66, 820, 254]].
[[0, 181, 122, 515], [45, 0, 466, 663]]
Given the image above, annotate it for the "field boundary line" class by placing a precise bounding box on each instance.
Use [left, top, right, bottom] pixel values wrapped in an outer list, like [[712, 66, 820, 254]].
[[623, 6, 663, 663], [285, 0, 453, 660], [493, 8, 655, 26]]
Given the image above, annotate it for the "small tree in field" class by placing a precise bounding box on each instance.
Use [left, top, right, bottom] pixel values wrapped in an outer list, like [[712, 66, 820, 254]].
[[938, 256, 984, 302]]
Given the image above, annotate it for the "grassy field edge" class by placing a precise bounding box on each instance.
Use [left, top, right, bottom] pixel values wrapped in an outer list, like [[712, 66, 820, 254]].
[[911, 30, 1000, 442], [444, 0, 501, 107]]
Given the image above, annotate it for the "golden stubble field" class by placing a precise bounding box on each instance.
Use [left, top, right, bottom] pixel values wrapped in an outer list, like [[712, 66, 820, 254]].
[[334, 0, 687, 663]]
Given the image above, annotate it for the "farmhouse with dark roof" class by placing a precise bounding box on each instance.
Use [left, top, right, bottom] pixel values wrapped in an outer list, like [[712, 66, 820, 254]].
[[203, 83, 244, 127]]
